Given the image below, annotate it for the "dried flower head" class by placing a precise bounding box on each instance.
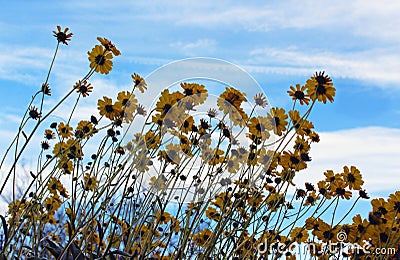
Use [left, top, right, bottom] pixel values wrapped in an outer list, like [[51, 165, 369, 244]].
[[136, 104, 147, 116], [52, 25, 73, 45], [29, 106, 41, 120], [74, 80, 93, 97], [254, 93, 268, 108], [42, 83, 51, 96]]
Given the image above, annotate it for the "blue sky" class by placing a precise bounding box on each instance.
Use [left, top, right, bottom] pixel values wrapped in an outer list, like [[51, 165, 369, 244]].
[[1, 1, 400, 216]]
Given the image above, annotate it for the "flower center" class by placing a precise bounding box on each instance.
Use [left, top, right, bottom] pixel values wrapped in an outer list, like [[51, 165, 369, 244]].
[[95, 55, 106, 65], [273, 116, 280, 126], [294, 91, 305, 99], [347, 173, 356, 183], [57, 32, 67, 42], [105, 105, 114, 113]]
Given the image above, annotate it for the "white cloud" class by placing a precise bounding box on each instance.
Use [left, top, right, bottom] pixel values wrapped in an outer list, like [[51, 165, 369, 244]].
[[294, 126, 400, 196], [170, 39, 216, 56], [245, 47, 400, 87], [105, 0, 400, 42]]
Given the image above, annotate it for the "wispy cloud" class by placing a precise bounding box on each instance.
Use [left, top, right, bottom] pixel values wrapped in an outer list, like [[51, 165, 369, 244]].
[[245, 47, 400, 87], [294, 126, 400, 196], [170, 39, 216, 56]]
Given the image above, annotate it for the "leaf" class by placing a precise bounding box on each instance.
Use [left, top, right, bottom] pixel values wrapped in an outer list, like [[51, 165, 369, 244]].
[[44, 239, 62, 258], [67, 221, 72, 237], [97, 221, 104, 245], [22, 131, 28, 140], [68, 241, 86, 260], [0, 215, 8, 246]]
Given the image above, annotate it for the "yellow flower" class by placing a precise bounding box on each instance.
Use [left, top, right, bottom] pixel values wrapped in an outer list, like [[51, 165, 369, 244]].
[[84, 173, 98, 191], [159, 143, 181, 165], [267, 107, 288, 136], [306, 71, 335, 103], [341, 166, 363, 190], [304, 190, 319, 206], [351, 214, 369, 241], [8, 200, 25, 216], [324, 170, 341, 184], [287, 84, 310, 105], [149, 175, 167, 190], [57, 158, 73, 174], [218, 87, 247, 112], [44, 129, 55, 140], [48, 177, 62, 195], [211, 192, 232, 210], [290, 227, 309, 243], [43, 214, 57, 225], [180, 82, 208, 105], [169, 217, 181, 233], [313, 220, 335, 242], [217, 87, 248, 126], [192, 228, 213, 247], [371, 199, 388, 219], [155, 210, 172, 224], [208, 148, 225, 165], [97, 96, 122, 120], [206, 207, 221, 221], [132, 73, 147, 93], [388, 190, 400, 213], [156, 89, 182, 117], [117, 91, 137, 122], [53, 141, 68, 158], [280, 151, 307, 171], [88, 45, 113, 74], [331, 179, 352, 200], [65, 138, 83, 159], [44, 195, 62, 214], [226, 157, 240, 173], [317, 180, 333, 199], [247, 116, 270, 141], [97, 37, 120, 56], [258, 148, 273, 166], [293, 136, 310, 153], [76, 120, 94, 139], [107, 234, 121, 248], [288, 110, 307, 136], [58, 122, 73, 138], [179, 115, 194, 134], [117, 91, 136, 109], [145, 131, 161, 150]]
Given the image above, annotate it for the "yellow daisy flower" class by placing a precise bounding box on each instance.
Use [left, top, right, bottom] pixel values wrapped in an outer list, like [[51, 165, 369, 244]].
[[58, 122, 73, 139], [306, 71, 335, 103], [97, 36, 120, 56], [267, 107, 288, 136], [84, 173, 98, 191], [88, 45, 113, 74], [287, 84, 310, 105], [341, 166, 364, 190], [132, 73, 147, 93], [97, 96, 122, 120]]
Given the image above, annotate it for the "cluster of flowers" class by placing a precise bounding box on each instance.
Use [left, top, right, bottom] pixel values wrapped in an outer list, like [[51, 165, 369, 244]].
[[0, 26, 398, 260]]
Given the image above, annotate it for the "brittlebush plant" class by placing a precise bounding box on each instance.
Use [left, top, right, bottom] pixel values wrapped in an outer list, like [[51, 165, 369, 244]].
[[0, 26, 399, 260]]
